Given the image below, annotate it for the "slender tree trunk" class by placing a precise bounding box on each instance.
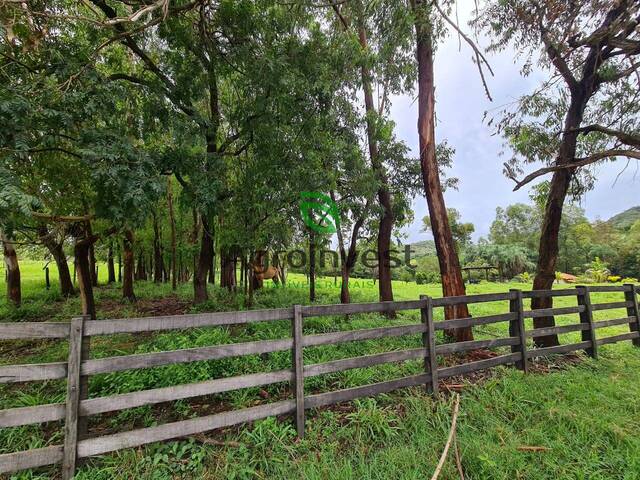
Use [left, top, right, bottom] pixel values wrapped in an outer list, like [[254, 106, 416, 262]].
[[194, 216, 214, 303], [220, 247, 237, 291], [413, 4, 472, 341], [208, 220, 216, 285], [309, 232, 316, 302], [167, 178, 177, 290], [356, 22, 395, 308], [152, 211, 163, 283], [74, 238, 96, 319], [332, 192, 366, 304], [1, 231, 21, 307], [85, 221, 98, 287], [122, 230, 136, 301], [38, 225, 74, 297], [107, 240, 116, 284]]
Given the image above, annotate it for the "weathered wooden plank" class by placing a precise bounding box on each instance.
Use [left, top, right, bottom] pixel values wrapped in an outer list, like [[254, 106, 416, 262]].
[[0, 403, 65, 428], [527, 341, 591, 358], [523, 306, 585, 318], [81, 370, 293, 417], [435, 312, 516, 331], [526, 323, 589, 338], [84, 308, 294, 336], [77, 400, 296, 458], [304, 349, 425, 378], [509, 289, 528, 372], [304, 373, 432, 410], [0, 362, 67, 384], [422, 295, 438, 395], [577, 286, 597, 358], [432, 292, 515, 307], [62, 317, 84, 480], [586, 285, 627, 293], [624, 284, 640, 347], [302, 300, 424, 317], [436, 337, 519, 355], [0, 445, 64, 474], [595, 331, 640, 346], [591, 301, 633, 312], [292, 305, 305, 438], [521, 289, 578, 299], [77, 315, 91, 439], [438, 353, 521, 379], [81, 338, 293, 375], [593, 317, 635, 329], [303, 324, 425, 348], [0, 322, 69, 340]]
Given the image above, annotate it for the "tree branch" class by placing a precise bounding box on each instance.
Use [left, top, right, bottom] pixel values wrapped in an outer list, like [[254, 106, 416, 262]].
[[510, 149, 640, 191], [575, 124, 640, 148], [433, 0, 494, 101]]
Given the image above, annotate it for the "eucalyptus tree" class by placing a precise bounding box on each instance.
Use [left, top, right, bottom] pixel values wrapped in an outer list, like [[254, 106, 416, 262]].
[[476, 0, 640, 346], [410, 0, 494, 341], [328, 0, 416, 306]]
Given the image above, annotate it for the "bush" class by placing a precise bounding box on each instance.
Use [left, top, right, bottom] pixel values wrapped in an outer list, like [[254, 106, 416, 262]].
[[607, 275, 621, 283], [514, 272, 532, 283], [621, 277, 639, 284]]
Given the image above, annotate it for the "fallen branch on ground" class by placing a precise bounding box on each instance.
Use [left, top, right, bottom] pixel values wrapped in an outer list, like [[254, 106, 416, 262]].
[[517, 446, 550, 452], [431, 393, 461, 480]]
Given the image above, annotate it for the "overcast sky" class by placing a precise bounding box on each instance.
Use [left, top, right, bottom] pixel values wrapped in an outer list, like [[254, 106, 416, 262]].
[[393, 7, 639, 244]]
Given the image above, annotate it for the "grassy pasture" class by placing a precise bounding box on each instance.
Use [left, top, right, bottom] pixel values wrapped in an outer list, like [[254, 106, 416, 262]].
[[1, 261, 639, 479]]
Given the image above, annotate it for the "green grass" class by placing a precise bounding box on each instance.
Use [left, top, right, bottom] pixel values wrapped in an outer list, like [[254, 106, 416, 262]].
[[1, 261, 640, 479]]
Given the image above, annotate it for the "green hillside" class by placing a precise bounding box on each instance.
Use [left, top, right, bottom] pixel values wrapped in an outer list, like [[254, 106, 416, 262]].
[[608, 206, 640, 230]]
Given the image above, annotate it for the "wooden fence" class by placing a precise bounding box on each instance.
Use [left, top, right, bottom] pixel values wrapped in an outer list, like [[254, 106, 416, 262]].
[[1, 284, 639, 478]]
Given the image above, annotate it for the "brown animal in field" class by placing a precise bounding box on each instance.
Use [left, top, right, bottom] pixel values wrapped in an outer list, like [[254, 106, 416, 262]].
[[252, 263, 282, 289]]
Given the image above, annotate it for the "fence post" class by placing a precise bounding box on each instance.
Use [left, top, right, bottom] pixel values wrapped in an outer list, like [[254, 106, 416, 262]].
[[576, 285, 597, 358], [77, 315, 91, 439], [624, 284, 640, 347], [420, 295, 438, 395], [509, 289, 528, 373], [62, 316, 85, 480], [292, 305, 305, 437]]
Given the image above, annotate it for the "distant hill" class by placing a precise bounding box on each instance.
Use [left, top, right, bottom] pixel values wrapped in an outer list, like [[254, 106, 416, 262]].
[[407, 240, 436, 258], [607, 206, 640, 230]]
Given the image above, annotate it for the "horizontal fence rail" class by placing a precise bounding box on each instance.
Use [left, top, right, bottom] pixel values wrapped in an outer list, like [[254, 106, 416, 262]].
[[0, 284, 638, 478]]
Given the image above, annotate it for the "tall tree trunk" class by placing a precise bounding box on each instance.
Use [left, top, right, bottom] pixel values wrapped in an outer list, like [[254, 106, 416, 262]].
[[167, 178, 177, 290], [122, 230, 136, 301], [194, 216, 214, 303], [220, 247, 237, 291], [74, 238, 96, 319], [152, 211, 163, 283], [413, 3, 472, 342], [531, 90, 589, 346], [107, 240, 116, 284], [356, 21, 395, 307], [309, 232, 316, 302], [1, 231, 21, 307], [38, 225, 74, 297], [208, 220, 216, 285], [85, 221, 98, 287]]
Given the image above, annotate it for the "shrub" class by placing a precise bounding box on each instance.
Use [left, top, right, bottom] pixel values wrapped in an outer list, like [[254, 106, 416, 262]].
[[621, 277, 639, 284], [607, 275, 621, 283]]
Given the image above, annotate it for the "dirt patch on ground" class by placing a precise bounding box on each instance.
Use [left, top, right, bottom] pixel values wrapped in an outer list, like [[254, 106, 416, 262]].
[[97, 294, 191, 319], [134, 295, 191, 317]]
